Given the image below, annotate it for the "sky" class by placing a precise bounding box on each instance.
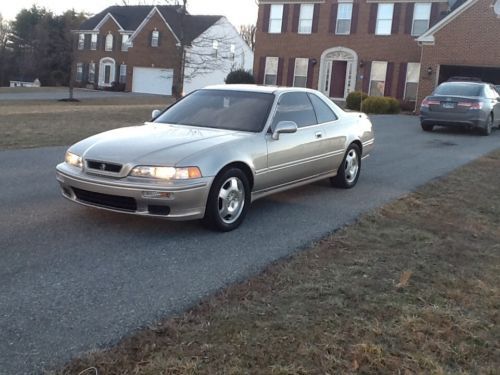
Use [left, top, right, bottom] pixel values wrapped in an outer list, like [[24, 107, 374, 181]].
[[0, 0, 259, 27]]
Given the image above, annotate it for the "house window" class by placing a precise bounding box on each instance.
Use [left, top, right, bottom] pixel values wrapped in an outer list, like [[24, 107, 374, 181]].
[[105, 33, 113, 51], [121, 34, 130, 51], [119, 64, 127, 84], [212, 40, 219, 58], [298, 4, 314, 34], [336, 3, 353, 35], [293, 58, 309, 87], [78, 34, 84, 50], [76, 63, 83, 82], [151, 30, 159, 47], [90, 34, 97, 50], [264, 57, 279, 85], [269, 4, 284, 33], [369, 61, 388, 97], [89, 63, 96, 83], [412, 3, 432, 36], [230, 44, 236, 61], [405, 63, 420, 101], [375, 3, 394, 35]]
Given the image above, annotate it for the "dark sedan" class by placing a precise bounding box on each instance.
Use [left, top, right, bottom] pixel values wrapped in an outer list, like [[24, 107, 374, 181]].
[[420, 82, 500, 136]]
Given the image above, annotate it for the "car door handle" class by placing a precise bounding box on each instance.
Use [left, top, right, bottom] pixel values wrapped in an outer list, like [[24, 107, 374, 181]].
[[315, 132, 323, 139]]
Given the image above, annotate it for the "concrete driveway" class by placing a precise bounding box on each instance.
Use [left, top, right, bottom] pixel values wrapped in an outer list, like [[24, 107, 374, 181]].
[[0, 87, 168, 101], [0, 115, 499, 374]]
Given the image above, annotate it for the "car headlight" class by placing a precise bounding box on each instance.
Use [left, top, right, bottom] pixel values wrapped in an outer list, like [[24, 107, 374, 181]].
[[130, 166, 202, 180], [65, 151, 83, 168]]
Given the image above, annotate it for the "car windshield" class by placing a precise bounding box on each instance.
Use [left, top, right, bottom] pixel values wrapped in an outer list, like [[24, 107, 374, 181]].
[[434, 83, 483, 97], [154, 89, 275, 132]]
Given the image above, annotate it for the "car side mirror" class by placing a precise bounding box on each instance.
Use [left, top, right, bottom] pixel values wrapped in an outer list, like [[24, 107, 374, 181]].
[[151, 109, 162, 119], [271, 121, 298, 140]]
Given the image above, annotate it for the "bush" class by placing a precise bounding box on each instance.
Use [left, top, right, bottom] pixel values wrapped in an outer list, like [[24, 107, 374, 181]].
[[399, 100, 417, 112], [361, 96, 400, 114], [225, 69, 255, 84], [346, 91, 368, 111]]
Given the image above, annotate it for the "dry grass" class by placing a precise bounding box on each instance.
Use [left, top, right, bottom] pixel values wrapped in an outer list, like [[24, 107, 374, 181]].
[[55, 151, 500, 374], [0, 97, 173, 149]]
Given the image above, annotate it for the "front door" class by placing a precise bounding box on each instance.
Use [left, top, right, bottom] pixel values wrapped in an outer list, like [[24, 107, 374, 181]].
[[329, 61, 348, 98], [104, 65, 111, 84]]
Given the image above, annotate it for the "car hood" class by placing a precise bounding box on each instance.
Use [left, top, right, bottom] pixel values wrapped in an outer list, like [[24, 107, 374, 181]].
[[70, 123, 248, 166]]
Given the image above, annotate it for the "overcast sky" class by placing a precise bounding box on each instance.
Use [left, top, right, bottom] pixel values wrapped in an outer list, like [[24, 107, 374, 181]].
[[1, 0, 259, 27]]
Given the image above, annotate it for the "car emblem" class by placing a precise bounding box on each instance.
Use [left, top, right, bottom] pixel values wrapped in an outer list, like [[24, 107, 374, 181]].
[[99, 163, 106, 171]]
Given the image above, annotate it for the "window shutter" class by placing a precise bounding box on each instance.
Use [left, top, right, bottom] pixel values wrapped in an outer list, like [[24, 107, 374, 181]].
[[312, 4, 320, 33], [157, 32, 161, 46], [282, 5, 290, 33], [404, 3, 414, 34], [430, 3, 440, 27], [262, 5, 270, 32], [292, 4, 300, 33], [306, 59, 314, 88], [396, 63, 408, 99], [287, 58, 295, 86], [384, 62, 395, 97], [329, 3, 338, 34], [258, 56, 266, 84], [362, 62, 371, 94], [368, 4, 378, 34], [277, 58, 284, 86], [392, 4, 401, 34], [351, 3, 359, 34], [82, 63, 88, 82]]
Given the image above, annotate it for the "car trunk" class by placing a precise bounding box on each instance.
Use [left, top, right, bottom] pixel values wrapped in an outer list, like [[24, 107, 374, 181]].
[[426, 96, 481, 113]]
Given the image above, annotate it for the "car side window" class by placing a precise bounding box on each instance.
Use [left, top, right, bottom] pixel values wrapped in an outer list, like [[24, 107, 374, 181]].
[[308, 94, 338, 123], [272, 92, 318, 128]]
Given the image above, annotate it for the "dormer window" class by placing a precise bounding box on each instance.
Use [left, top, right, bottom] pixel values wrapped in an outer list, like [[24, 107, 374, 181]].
[[105, 33, 114, 51], [151, 30, 159, 47], [78, 33, 84, 50]]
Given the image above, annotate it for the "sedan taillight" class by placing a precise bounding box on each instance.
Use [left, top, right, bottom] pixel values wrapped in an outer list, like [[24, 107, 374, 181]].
[[421, 98, 440, 108], [457, 102, 483, 110]]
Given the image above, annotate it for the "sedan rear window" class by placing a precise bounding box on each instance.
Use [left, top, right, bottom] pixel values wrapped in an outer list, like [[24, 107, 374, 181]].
[[434, 83, 484, 97], [154, 90, 275, 132]]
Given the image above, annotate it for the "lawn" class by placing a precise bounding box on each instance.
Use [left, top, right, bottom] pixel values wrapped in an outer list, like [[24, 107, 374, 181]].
[[54, 151, 500, 374], [0, 97, 173, 149]]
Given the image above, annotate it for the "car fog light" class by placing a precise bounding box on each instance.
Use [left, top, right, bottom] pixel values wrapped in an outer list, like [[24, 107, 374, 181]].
[[142, 191, 174, 200]]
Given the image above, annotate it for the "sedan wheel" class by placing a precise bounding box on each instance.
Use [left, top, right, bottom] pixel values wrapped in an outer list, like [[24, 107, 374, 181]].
[[331, 144, 361, 189], [203, 168, 250, 231], [480, 114, 493, 136]]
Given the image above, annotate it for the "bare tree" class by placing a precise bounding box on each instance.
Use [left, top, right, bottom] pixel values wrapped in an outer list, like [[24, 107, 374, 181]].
[[239, 24, 256, 51], [0, 15, 11, 86]]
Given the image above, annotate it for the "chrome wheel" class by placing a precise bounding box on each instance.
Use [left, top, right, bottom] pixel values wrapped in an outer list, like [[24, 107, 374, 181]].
[[218, 177, 245, 224], [344, 149, 359, 183]]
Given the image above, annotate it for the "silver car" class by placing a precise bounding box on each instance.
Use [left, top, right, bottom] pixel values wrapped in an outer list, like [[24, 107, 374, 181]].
[[420, 81, 500, 136], [56, 85, 374, 231]]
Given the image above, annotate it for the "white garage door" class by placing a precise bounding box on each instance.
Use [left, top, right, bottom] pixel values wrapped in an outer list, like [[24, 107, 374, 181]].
[[132, 67, 173, 96]]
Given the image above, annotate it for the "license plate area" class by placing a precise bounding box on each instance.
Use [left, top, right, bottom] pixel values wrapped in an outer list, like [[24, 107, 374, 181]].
[[441, 102, 456, 109]]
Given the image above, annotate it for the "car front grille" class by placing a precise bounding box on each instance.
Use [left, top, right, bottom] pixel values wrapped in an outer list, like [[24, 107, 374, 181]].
[[86, 160, 123, 173], [73, 188, 137, 212]]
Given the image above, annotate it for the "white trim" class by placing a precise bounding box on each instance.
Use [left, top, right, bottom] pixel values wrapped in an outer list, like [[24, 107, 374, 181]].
[[318, 46, 358, 100], [129, 6, 181, 44], [417, 0, 478, 45], [98, 57, 116, 87], [94, 13, 124, 31]]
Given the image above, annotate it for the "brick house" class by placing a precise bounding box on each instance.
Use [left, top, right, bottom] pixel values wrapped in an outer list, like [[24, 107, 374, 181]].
[[73, 5, 253, 95], [254, 0, 500, 108]]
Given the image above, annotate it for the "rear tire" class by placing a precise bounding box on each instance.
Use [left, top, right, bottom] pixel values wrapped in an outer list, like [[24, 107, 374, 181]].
[[421, 123, 434, 132], [480, 114, 493, 136], [202, 168, 250, 232], [331, 144, 361, 189]]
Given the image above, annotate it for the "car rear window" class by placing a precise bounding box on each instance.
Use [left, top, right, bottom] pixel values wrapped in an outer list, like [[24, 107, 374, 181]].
[[154, 90, 275, 132], [434, 83, 483, 97]]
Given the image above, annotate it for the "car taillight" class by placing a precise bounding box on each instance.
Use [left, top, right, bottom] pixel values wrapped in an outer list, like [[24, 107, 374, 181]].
[[421, 98, 440, 108], [458, 102, 483, 110]]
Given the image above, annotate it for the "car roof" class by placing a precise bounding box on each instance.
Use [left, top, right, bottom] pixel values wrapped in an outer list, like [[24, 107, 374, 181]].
[[203, 84, 320, 95]]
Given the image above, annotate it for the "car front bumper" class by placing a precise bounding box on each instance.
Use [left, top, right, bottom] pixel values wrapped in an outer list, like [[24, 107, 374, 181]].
[[56, 163, 213, 220]]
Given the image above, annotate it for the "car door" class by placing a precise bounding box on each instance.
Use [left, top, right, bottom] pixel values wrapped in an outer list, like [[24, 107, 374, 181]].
[[263, 92, 330, 190]]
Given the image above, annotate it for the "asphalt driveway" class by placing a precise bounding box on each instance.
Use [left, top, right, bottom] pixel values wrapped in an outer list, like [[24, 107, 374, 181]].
[[0, 116, 499, 374]]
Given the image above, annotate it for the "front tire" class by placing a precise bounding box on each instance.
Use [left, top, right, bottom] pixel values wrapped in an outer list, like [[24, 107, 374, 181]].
[[480, 114, 493, 136], [203, 168, 250, 232], [421, 123, 434, 132], [331, 144, 361, 189]]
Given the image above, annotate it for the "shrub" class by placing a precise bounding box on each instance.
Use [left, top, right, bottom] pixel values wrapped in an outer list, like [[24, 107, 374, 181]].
[[225, 69, 255, 84], [399, 100, 417, 113], [346, 91, 368, 111], [361, 96, 400, 114]]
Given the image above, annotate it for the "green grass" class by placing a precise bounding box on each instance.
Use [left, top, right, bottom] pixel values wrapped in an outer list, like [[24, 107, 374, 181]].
[[53, 151, 500, 374]]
